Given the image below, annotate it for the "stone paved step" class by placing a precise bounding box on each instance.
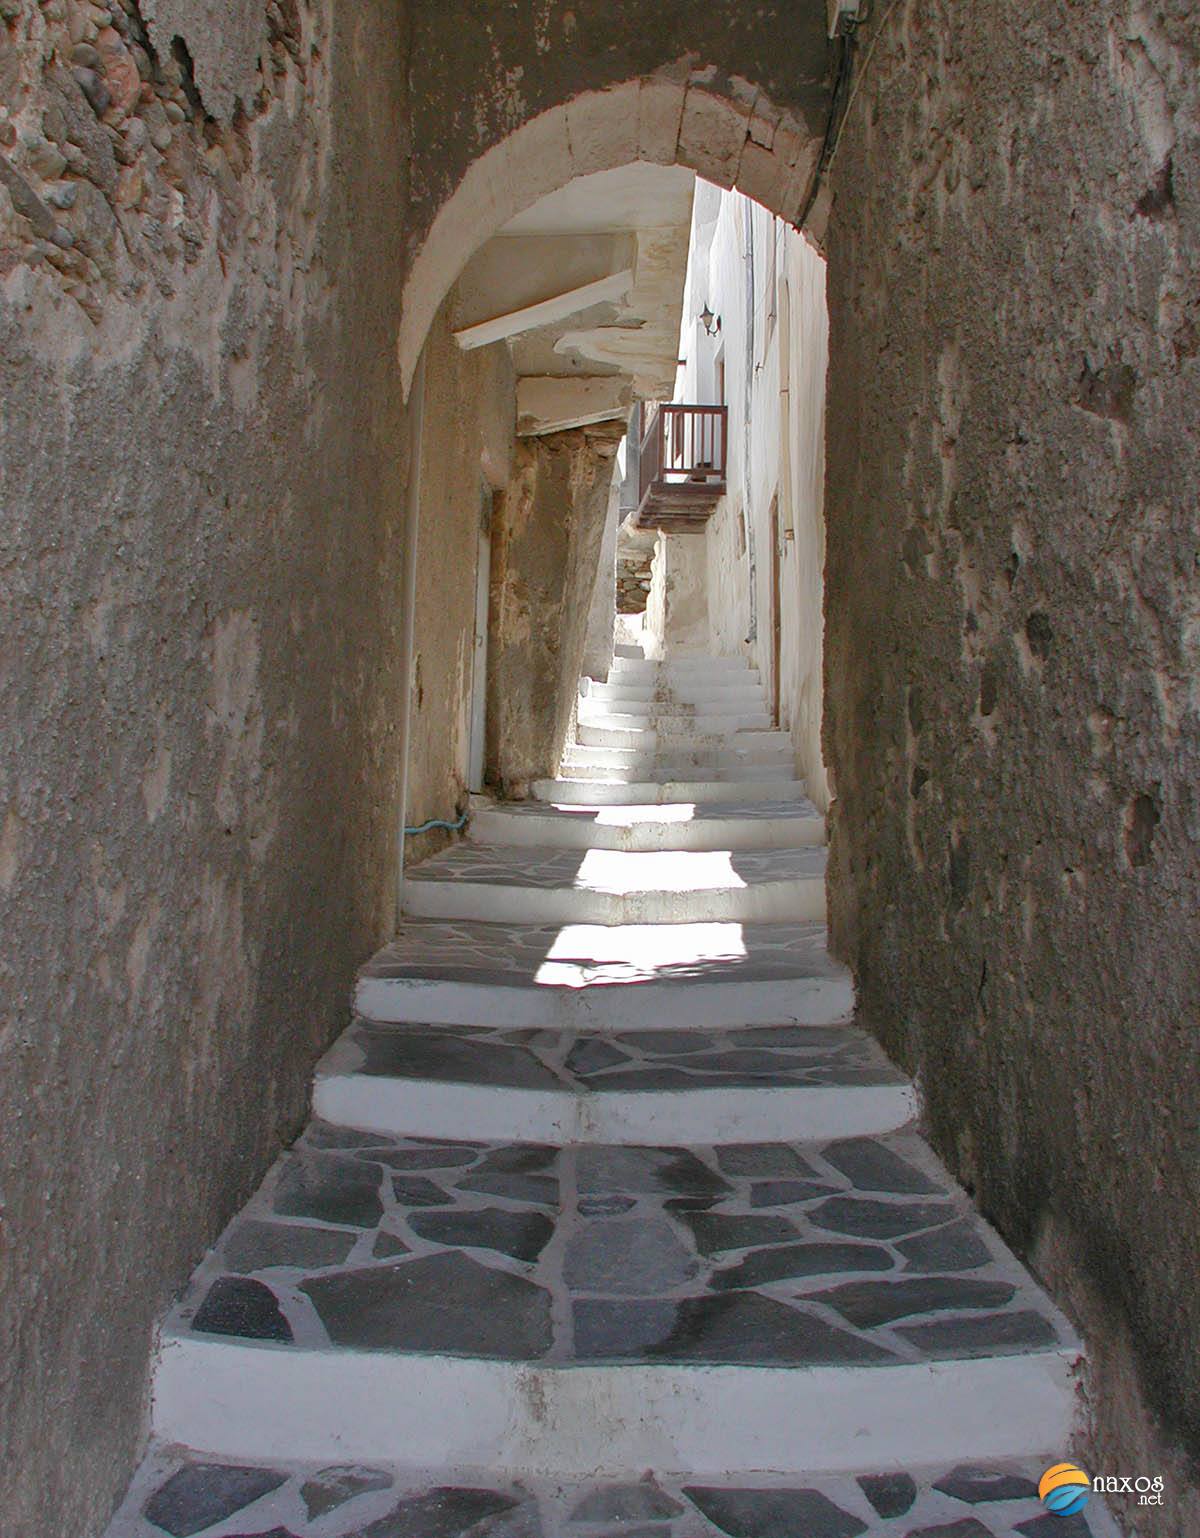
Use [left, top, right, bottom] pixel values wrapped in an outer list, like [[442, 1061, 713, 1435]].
[[610, 657, 758, 677], [557, 764, 799, 785], [585, 682, 768, 704], [150, 1128, 1081, 1472], [576, 723, 790, 750], [467, 797, 825, 851], [105, 1446, 1121, 1538], [578, 709, 775, 732], [532, 776, 808, 805], [402, 844, 826, 925], [565, 741, 794, 768], [357, 918, 852, 1027], [315, 1021, 914, 1143]]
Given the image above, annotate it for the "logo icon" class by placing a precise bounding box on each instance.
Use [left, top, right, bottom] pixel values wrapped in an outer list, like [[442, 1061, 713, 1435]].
[[1039, 1463, 1091, 1516]]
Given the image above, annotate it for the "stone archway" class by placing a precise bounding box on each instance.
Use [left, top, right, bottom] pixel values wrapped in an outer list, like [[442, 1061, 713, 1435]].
[[397, 74, 825, 397]]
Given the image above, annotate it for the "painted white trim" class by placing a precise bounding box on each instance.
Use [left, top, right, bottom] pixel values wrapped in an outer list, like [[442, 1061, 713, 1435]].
[[355, 971, 854, 1029], [401, 875, 825, 926], [531, 779, 808, 804], [313, 1069, 917, 1145], [453, 270, 634, 350], [153, 1338, 1082, 1476], [466, 806, 825, 852]]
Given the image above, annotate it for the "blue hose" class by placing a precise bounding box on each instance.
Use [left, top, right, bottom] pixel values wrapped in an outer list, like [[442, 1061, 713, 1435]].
[[403, 810, 468, 836]]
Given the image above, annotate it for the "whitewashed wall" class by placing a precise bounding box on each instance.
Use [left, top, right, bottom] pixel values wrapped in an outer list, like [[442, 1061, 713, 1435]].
[[671, 182, 830, 809]]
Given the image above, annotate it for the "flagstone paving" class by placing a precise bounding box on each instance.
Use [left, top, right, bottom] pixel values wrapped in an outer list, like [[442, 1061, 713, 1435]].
[[167, 1125, 1066, 1368], [108, 1451, 1118, 1537], [102, 651, 1111, 1537]]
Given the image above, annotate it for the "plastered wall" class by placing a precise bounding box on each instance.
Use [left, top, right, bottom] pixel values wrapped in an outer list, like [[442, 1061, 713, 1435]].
[[823, 3, 1199, 1526], [402, 307, 515, 863], [0, 2, 415, 1533], [674, 181, 830, 807]]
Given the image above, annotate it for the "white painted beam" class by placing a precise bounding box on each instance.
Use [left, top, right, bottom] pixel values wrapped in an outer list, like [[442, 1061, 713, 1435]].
[[453, 269, 634, 351], [516, 375, 632, 436]]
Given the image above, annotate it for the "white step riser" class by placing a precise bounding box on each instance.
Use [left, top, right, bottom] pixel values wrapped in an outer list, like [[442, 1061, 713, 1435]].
[[577, 725, 790, 750], [559, 766, 796, 785], [611, 659, 757, 677], [467, 809, 825, 851], [356, 971, 853, 1029], [565, 747, 795, 770], [154, 1340, 1081, 1477], [314, 1066, 917, 1145], [590, 684, 768, 703], [579, 712, 774, 732], [402, 877, 826, 927], [531, 779, 808, 804]]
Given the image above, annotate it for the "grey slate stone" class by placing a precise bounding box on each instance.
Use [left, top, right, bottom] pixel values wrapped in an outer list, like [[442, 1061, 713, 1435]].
[[410, 1206, 555, 1262], [804, 1276, 1016, 1327], [823, 1138, 942, 1194], [897, 1221, 993, 1273], [933, 1465, 1039, 1503], [143, 1463, 287, 1536], [675, 1210, 798, 1255], [192, 1277, 293, 1342], [616, 1030, 714, 1052], [357, 1487, 521, 1538], [301, 1465, 394, 1519], [1014, 1516, 1095, 1537], [809, 1196, 957, 1239], [569, 1481, 684, 1521], [308, 1124, 393, 1150], [300, 1253, 553, 1357], [274, 1154, 383, 1228], [657, 1292, 897, 1364], [390, 1175, 451, 1207], [565, 1218, 699, 1294], [475, 1144, 558, 1173], [359, 1032, 560, 1090], [576, 1146, 728, 1197], [578, 1193, 637, 1216], [224, 1219, 355, 1273], [565, 1037, 631, 1076], [572, 1298, 681, 1359], [372, 1147, 480, 1170], [459, 1171, 559, 1205], [897, 1309, 1058, 1357], [711, 1241, 893, 1289], [715, 1144, 823, 1178], [683, 1486, 868, 1538], [857, 1471, 917, 1517], [749, 1179, 838, 1206], [903, 1522, 995, 1538]]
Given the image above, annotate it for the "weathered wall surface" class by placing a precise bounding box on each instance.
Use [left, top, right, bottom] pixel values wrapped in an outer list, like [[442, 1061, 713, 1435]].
[[823, 2, 1199, 1527], [0, 2, 414, 1534], [677, 181, 829, 805], [487, 420, 624, 793], [403, 308, 513, 863]]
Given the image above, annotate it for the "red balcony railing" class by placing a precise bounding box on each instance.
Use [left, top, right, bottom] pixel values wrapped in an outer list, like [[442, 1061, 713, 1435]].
[[638, 403, 728, 509]]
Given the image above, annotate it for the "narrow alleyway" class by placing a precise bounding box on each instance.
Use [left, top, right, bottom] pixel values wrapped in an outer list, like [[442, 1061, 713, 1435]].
[[104, 649, 1115, 1538]]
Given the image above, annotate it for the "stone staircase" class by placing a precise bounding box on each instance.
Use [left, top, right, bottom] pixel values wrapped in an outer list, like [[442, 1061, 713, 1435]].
[[105, 651, 1118, 1538]]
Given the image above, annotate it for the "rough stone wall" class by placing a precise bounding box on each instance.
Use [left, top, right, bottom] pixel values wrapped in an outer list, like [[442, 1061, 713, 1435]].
[[487, 420, 624, 794], [822, 3, 1199, 1527], [0, 2, 415, 1534]]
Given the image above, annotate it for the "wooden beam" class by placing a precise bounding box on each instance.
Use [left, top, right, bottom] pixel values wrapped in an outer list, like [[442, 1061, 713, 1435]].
[[453, 270, 634, 351]]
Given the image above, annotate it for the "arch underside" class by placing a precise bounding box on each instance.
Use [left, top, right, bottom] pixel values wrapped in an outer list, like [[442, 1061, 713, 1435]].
[[398, 75, 827, 397]]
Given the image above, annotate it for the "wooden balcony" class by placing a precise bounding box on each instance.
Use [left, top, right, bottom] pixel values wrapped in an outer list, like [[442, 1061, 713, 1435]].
[[633, 403, 728, 531]]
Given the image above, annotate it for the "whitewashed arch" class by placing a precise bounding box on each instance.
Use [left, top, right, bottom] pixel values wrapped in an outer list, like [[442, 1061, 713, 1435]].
[[398, 72, 822, 397]]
